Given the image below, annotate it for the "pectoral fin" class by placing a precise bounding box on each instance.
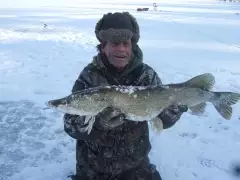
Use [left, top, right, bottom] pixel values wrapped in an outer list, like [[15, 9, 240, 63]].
[[87, 116, 96, 134], [150, 116, 163, 134]]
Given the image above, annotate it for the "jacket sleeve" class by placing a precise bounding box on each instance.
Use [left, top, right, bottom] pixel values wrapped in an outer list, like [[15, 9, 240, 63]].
[[149, 71, 162, 86], [138, 66, 162, 87], [63, 67, 102, 140]]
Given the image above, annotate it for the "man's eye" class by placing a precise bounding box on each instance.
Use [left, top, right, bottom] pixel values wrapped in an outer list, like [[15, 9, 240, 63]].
[[123, 42, 130, 46]]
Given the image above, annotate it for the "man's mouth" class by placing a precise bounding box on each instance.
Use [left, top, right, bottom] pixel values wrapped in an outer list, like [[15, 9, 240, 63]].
[[114, 55, 126, 59]]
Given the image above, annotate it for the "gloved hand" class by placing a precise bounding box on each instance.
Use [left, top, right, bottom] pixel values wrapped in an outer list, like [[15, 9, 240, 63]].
[[95, 107, 126, 130], [158, 104, 188, 129]]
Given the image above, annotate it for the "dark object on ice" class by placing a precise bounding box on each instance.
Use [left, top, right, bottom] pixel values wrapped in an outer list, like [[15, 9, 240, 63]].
[[137, 8, 149, 11], [233, 164, 240, 177]]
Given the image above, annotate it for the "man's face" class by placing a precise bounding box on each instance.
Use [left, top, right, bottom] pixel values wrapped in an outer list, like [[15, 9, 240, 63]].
[[102, 39, 132, 69]]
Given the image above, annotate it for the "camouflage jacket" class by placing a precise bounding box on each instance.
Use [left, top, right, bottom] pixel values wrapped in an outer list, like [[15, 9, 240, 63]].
[[63, 45, 162, 178]]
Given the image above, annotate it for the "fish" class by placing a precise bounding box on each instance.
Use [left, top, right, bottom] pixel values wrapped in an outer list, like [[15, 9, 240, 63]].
[[47, 73, 240, 134]]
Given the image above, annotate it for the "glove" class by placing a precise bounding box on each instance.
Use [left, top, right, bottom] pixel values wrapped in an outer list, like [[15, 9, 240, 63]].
[[158, 104, 188, 129], [95, 107, 126, 130]]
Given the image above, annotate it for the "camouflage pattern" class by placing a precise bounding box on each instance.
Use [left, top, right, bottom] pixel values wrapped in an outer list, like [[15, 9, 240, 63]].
[[64, 45, 162, 180]]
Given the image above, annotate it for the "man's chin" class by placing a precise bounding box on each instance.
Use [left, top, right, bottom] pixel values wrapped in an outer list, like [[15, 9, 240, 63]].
[[114, 62, 128, 69], [108, 56, 129, 68]]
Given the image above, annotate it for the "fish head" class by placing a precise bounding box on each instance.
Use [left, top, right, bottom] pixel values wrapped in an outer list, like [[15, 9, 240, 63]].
[[47, 88, 111, 116]]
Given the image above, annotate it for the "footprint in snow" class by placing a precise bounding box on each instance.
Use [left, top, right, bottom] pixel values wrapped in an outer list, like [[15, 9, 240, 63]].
[[178, 132, 197, 139], [197, 157, 228, 173], [199, 158, 215, 168]]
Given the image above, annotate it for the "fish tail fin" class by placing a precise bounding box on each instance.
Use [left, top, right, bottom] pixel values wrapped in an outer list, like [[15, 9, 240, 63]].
[[150, 117, 163, 134], [184, 73, 216, 90], [211, 92, 240, 120]]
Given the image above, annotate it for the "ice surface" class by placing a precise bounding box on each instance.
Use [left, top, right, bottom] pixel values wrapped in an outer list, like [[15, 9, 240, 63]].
[[0, 0, 240, 179]]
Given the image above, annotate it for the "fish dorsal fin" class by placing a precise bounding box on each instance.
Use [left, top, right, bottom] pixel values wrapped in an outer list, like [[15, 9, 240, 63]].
[[184, 73, 215, 90]]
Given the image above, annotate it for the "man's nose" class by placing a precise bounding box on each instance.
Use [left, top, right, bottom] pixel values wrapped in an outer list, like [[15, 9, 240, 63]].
[[116, 43, 125, 51]]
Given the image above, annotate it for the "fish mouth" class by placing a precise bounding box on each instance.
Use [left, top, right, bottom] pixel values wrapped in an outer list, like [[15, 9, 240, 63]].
[[46, 100, 72, 114], [47, 99, 65, 107]]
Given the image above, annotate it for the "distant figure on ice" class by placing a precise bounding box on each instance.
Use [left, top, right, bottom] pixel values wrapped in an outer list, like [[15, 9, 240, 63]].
[[44, 23, 47, 28], [64, 12, 188, 180], [153, 3, 158, 11]]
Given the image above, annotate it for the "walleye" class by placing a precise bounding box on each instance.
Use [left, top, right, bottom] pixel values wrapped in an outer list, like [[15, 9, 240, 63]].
[[47, 73, 240, 134]]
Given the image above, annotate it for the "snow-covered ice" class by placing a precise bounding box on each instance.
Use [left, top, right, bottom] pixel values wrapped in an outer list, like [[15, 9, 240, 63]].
[[0, 0, 240, 179]]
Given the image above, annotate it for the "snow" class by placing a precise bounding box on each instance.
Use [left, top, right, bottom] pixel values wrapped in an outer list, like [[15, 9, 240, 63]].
[[114, 85, 149, 94], [0, 0, 240, 179]]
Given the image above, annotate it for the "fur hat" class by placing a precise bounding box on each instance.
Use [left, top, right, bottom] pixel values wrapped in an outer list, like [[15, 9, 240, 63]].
[[95, 12, 140, 44]]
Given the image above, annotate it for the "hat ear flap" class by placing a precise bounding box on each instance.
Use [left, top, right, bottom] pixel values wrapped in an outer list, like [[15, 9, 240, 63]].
[[124, 12, 140, 44], [95, 15, 105, 42]]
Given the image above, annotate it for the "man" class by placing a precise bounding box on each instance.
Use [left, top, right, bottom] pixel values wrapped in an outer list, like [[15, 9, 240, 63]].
[[64, 12, 188, 180]]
